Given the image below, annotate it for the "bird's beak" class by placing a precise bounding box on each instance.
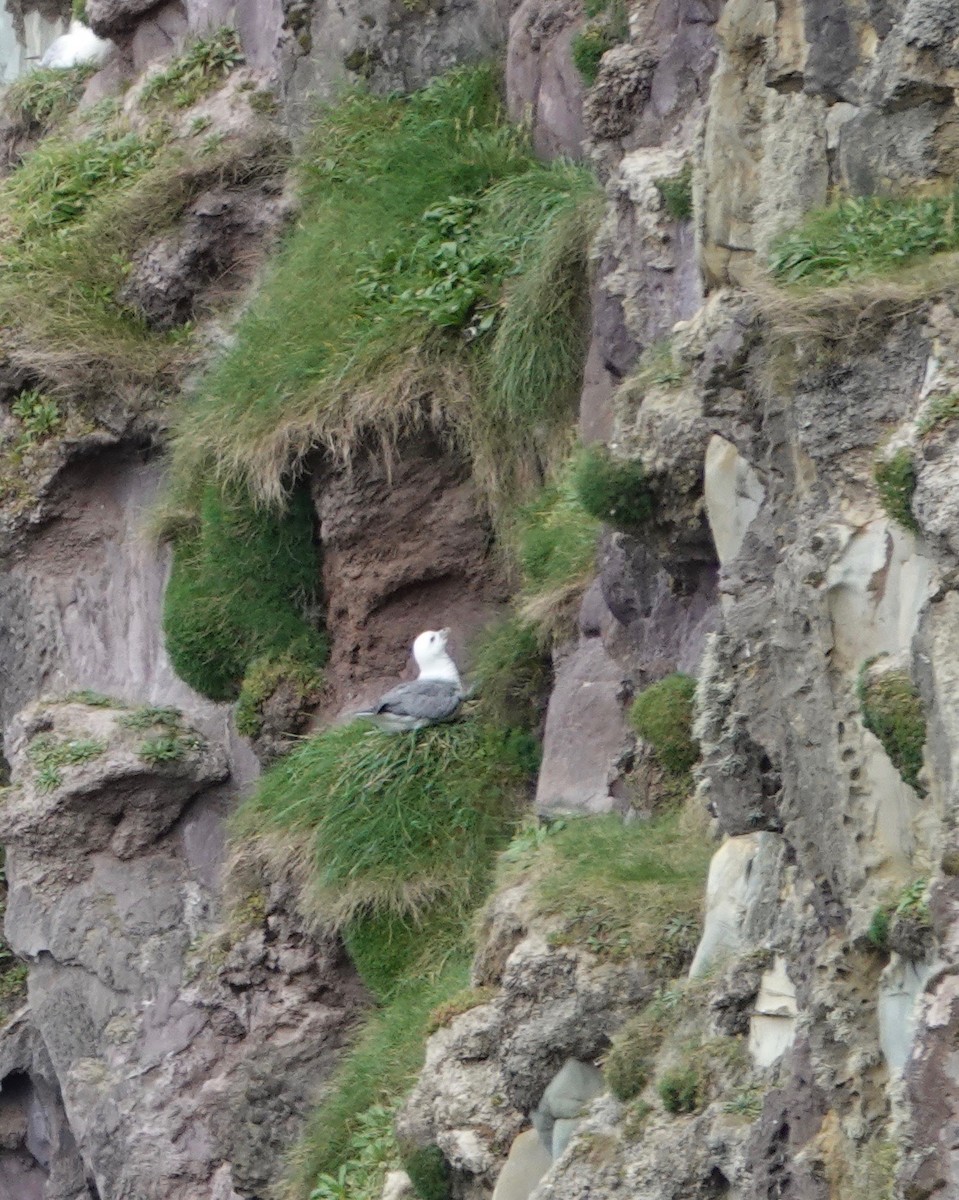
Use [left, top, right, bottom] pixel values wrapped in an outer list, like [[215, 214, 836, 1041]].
[[439, 627, 451, 642]]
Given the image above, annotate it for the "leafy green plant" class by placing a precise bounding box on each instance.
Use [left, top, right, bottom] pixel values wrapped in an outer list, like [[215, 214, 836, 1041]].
[[655, 162, 693, 220], [139, 734, 200, 765], [141, 28, 244, 110], [630, 674, 699, 777], [857, 660, 926, 791], [874, 449, 918, 532], [163, 483, 326, 701], [10, 389, 62, 445], [769, 190, 959, 286], [308, 1103, 400, 1200], [235, 651, 323, 739], [572, 444, 654, 529], [657, 1063, 703, 1114], [27, 733, 106, 791], [723, 1088, 763, 1119], [119, 705, 181, 731]]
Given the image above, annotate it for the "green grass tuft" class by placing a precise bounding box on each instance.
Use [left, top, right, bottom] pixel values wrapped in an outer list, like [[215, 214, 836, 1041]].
[[501, 810, 710, 970], [769, 190, 959, 286], [233, 721, 534, 928], [2, 64, 96, 134], [874, 449, 919, 532], [917, 392, 959, 436], [119, 705, 182, 731], [857, 661, 926, 792], [572, 444, 654, 530], [571, 28, 614, 85], [27, 733, 106, 792], [867, 907, 890, 952], [290, 957, 470, 1200], [630, 674, 699, 777], [603, 1007, 667, 1101], [469, 617, 551, 730], [163, 482, 326, 701], [141, 28, 244, 110], [515, 472, 600, 643], [167, 66, 600, 524]]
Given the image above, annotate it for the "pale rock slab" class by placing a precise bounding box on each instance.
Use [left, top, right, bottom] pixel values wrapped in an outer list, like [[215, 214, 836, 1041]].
[[748, 956, 798, 1067], [703, 434, 764, 570], [492, 1129, 553, 1200], [689, 833, 779, 978], [824, 519, 934, 671], [878, 956, 939, 1074]]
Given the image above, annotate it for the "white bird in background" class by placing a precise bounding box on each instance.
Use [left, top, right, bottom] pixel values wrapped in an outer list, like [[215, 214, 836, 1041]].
[[354, 628, 464, 733], [40, 20, 113, 70]]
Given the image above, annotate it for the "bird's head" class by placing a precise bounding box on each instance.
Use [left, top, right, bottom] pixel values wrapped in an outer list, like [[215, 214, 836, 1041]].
[[411, 628, 451, 669]]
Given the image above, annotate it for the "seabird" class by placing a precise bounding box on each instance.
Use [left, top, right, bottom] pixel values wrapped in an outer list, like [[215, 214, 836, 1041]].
[[355, 628, 463, 733], [40, 20, 113, 69]]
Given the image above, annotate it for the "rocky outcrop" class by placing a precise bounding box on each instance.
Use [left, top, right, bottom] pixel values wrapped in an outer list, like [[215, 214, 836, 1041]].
[[0, 698, 367, 1198]]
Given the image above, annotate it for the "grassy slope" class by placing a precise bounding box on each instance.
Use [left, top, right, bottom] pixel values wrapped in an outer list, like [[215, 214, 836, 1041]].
[[169, 67, 601, 519]]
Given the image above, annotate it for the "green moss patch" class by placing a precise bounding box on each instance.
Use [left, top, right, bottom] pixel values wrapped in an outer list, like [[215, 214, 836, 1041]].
[[573, 443, 654, 530], [163, 482, 325, 701], [235, 651, 323, 739], [657, 1063, 703, 1114], [857, 661, 926, 792], [604, 1007, 668, 1101], [769, 190, 959, 286], [630, 674, 699, 777], [654, 162, 693, 221], [874, 449, 919, 533]]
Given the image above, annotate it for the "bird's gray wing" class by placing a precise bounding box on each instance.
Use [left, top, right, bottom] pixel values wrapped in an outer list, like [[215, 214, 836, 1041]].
[[370, 680, 462, 721]]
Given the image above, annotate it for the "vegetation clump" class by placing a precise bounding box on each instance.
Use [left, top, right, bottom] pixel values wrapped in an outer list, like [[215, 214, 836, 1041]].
[[1, 64, 96, 135], [572, 443, 654, 530], [857, 660, 926, 792], [769, 190, 959, 285], [470, 617, 551, 730], [654, 162, 693, 220], [874, 449, 919, 532], [235, 652, 323, 739], [630, 674, 699, 777], [233, 721, 534, 928], [141, 28, 244, 109], [307, 1103, 400, 1200], [603, 1007, 667, 1101], [657, 1062, 704, 1114], [498, 810, 710, 969], [515, 474, 600, 642], [168, 66, 601, 522], [26, 732, 105, 792], [401, 1145, 451, 1200], [570, 0, 628, 85], [917, 392, 959, 436], [163, 483, 326, 701]]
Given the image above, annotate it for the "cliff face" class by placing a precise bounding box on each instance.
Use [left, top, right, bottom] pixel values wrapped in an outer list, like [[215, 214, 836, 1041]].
[[0, 0, 957, 1199]]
